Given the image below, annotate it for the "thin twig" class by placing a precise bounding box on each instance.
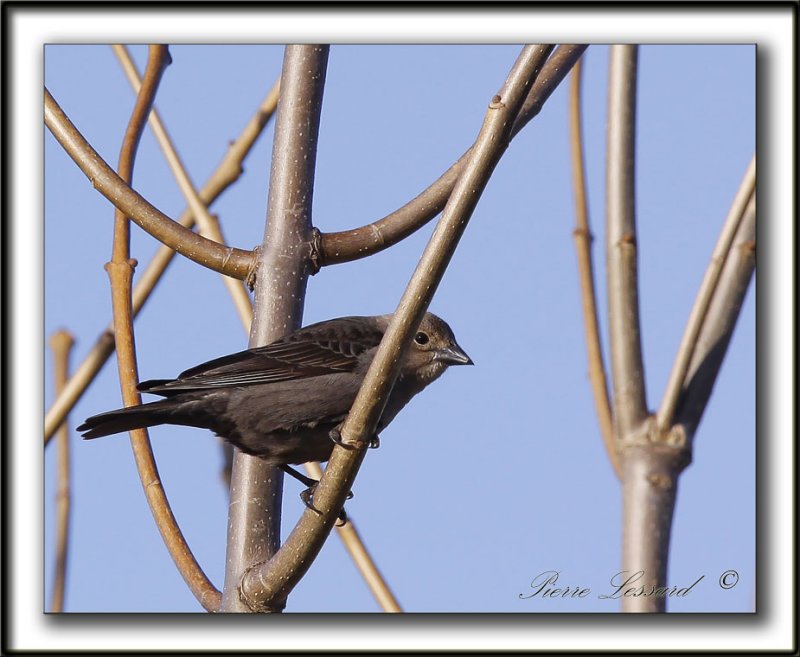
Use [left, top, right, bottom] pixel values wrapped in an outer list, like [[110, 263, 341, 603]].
[[239, 44, 553, 609], [44, 87, 256, 281], [656, 156, 756, 432], [44, 81, 280, 445], [112, 44, 253, 330], [568, 55, 619, 479], [49, 330, 74, 613], [104, 45, 221, 612]]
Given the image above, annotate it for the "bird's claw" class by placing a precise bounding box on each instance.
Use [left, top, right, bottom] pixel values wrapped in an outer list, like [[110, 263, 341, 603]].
[[328, 427, 355, 450], [299, 483, 351, 526], [329, 427, 381, 451]]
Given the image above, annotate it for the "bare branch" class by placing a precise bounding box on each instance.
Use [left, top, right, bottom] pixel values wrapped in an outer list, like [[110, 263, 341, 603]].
[[112, 44, 254, 330], [620, 434, 687, 613], [318, 45, 584, 266], [511, 44, 588, 140], [49, 330, 74, 613], [104, 45, 221, 612], [239, 44, 550, 609], [45, 56, 394, 611], [220, 45, 328, 613], [674, 192, 756, 438], [44, 82, 281, 445], [606, 45, 649, 437], [303, 462, 402, 612], [657, 156, 756, 432], [568, 55, 619, 479], [44, 87, 256, 281]]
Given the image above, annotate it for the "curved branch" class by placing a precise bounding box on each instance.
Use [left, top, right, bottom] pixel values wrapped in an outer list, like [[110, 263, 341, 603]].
[[319, 45, 585, 266], [105, 45, 221, 612], [113, 44, 253, 329], [44, 81, 281, 445], [240, 44, 551, 609], [44, 87, 256, 281], [568, 55, 619, 480]]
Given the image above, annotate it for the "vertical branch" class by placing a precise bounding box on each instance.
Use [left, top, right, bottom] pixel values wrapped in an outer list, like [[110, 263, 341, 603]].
[[220, 45, 328, 613], [105, 45, 221, 611], [606, 45, 648, 436], [605, 45, 687, 613], [49, 330, 74, 612], [619, 436, 685, 613], [568, 55, 619, 479]]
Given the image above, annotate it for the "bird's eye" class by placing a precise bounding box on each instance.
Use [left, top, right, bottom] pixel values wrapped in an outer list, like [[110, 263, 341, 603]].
[[414, 332, 430, 345]]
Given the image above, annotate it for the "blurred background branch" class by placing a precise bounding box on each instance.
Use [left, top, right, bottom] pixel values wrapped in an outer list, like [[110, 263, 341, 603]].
[[49, 329, 74, 613], [568, 54, 619, 480]]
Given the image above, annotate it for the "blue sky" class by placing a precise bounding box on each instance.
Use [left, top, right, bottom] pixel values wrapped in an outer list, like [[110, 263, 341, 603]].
[[42, 44, 756, 617]]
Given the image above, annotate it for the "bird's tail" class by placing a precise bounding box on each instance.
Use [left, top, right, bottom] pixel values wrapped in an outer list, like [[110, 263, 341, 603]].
[[77, 400, 182, 439]]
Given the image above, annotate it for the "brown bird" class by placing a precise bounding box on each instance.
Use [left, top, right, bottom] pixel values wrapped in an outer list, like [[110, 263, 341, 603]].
[[78, 313, 472, 499]]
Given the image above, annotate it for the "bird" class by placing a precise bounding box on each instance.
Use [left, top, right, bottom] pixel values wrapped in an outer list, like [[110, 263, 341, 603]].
[[78, 312, 472, 509]]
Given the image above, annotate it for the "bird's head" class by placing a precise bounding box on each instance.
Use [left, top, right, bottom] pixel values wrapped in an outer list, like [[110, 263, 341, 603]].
[[388, 312, 473, 386]]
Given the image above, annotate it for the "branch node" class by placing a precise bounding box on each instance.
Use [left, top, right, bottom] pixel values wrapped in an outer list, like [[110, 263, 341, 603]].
[[572, 226, 594, 243], [308, 227, 323, 275], [239, 560, 285, 613], [489, 94, 505, 109], [620, 416, 692, 474], [646, 472, 674, 490], [664, 424, 688, 448], [245, 247, 261, 291]]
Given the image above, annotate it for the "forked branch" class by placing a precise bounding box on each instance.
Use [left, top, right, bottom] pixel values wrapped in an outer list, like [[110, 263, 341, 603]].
[[238, 44, 554, 609]]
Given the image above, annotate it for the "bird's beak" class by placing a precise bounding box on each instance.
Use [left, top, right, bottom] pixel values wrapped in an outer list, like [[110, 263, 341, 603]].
[[434, 342, 474, 366]]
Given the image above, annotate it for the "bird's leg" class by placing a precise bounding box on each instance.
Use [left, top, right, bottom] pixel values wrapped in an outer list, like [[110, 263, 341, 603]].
[[280, 464, 351, 525], [280, 464, 318, 488]]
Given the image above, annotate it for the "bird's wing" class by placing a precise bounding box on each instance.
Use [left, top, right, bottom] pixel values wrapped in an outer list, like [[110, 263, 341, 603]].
[[138, 317, 383, 395]]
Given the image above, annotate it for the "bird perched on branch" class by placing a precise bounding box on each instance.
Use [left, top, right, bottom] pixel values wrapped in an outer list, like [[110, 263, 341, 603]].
[[78, 313, 472, 505]]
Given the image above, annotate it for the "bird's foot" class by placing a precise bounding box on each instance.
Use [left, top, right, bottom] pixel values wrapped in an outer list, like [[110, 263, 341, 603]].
[[299, 484, 350, 526], [329, 426, 355, 450], [283, 465, 352, 526], [329, 427, 381, 450]]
